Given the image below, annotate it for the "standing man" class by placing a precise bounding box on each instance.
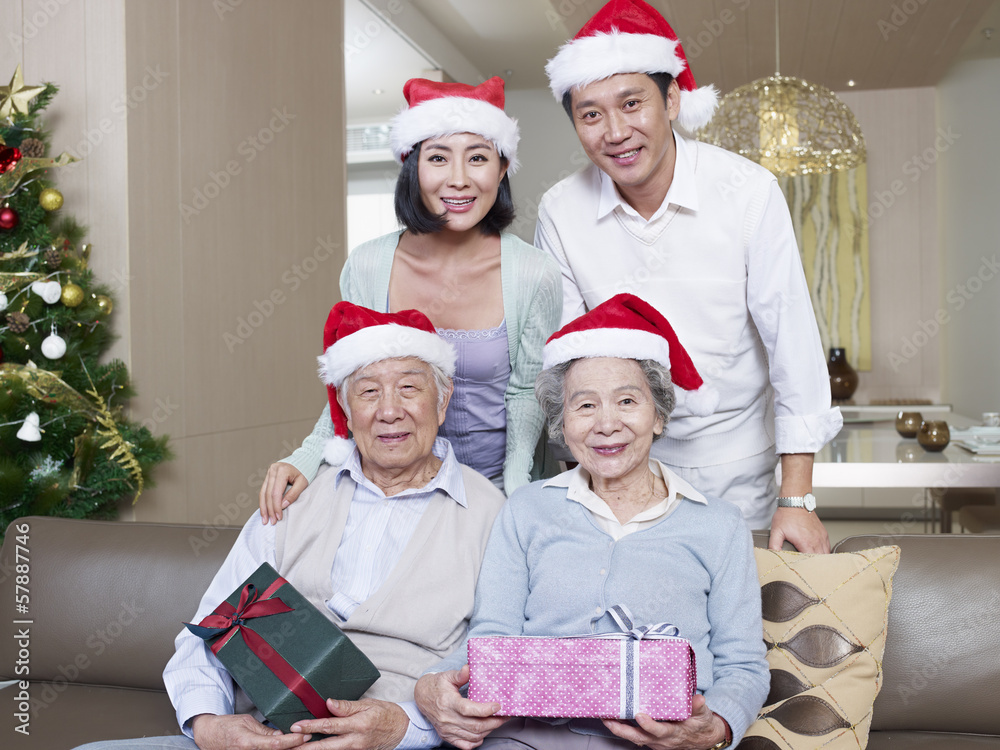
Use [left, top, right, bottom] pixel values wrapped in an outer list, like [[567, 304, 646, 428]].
[[536, 0, 842, 552]]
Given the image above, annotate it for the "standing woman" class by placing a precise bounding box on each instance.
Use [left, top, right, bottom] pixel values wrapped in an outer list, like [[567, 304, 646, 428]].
[[259, 77, 561, 516]]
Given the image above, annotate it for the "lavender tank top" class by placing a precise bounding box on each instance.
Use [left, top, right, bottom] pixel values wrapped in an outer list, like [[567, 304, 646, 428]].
[[436, 321, 511, 483]]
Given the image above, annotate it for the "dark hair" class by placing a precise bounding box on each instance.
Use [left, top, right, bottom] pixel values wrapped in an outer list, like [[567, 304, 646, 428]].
[[560, 72, 675, 119], [394, 140, 516, 235]]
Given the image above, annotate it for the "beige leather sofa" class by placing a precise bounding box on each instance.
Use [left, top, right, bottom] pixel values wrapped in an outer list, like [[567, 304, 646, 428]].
[[1, 517, 999, 749]]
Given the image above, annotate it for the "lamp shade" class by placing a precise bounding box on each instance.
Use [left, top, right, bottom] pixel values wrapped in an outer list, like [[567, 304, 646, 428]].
[[700, 74, 866, 177]]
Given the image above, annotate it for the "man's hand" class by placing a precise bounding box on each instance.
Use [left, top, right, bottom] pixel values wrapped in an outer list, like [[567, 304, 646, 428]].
[[769, 507, 830, 553], [190, 713, 310, 750], [258, 462, 309, 524], [602, 695, 727, 750], [414, 667, 508, 750], [772, 453, 829, 553], [289, 697, 409, 750]]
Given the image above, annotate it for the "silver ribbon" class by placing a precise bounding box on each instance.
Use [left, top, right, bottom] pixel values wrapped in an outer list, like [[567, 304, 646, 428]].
[[593, 605, 681, 720]]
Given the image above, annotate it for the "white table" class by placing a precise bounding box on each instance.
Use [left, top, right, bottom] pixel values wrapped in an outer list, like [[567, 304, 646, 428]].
[[813, 411, 1000, 489], [812, 410, 1000, 531]]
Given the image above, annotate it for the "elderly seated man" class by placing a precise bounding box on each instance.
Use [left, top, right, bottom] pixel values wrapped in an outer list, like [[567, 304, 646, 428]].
[[77, 301, 506, 750]]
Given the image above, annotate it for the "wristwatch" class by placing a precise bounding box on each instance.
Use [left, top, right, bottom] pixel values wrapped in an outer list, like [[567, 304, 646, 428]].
[[777, 493, 817, 512]]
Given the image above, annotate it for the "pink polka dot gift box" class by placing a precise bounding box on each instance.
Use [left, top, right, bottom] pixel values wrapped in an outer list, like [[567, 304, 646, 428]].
[[467, 607, 696, 720]]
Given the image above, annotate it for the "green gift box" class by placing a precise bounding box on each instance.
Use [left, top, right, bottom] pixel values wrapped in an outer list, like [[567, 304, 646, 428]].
[[185, 562, 380, 733]]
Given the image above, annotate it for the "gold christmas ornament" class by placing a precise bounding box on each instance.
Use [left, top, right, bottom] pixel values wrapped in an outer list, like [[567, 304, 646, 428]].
[[700, 75, 866, 177], [0, 65, 46, 119], [699, 1, 866, 178], [39, 187, 64, 211], [95, 294, 113, 315], [61, 282, 84, 307]]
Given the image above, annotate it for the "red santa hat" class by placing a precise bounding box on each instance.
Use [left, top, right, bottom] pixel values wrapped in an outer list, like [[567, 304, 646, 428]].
[[389, 76, 520, 173], [542, 293, 718, 417], [545, 0, 718, 133], [316, 301, 456, 466]]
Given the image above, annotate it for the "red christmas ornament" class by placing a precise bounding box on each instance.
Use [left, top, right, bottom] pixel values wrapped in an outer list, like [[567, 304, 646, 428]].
[[0, 205, 18, 230], [0, 147, 22, 174]]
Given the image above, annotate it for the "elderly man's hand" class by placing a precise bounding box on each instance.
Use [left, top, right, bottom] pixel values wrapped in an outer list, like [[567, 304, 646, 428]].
[[258, 462, 309, 525], [414, 667, 508, 749], [769, 507, 831, 553], [191, 713, 310, 750], [289, 698, 408, 750], [603, 695, 727, 750]]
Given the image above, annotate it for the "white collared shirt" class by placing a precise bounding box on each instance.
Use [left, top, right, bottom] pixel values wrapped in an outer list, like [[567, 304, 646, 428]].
[[543, 458, 707, 540]]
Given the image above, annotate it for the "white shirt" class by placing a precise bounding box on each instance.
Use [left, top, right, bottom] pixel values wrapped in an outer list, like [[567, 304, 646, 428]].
[[544, 458, 707, 540], [163, 438, 465, 749]]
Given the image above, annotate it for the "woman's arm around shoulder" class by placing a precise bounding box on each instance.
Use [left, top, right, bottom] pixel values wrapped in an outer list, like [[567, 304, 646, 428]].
[[499, 234, 562, 493]]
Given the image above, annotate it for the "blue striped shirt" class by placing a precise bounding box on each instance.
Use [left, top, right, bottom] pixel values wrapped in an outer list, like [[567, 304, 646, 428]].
[[163, 438, 464, 748]]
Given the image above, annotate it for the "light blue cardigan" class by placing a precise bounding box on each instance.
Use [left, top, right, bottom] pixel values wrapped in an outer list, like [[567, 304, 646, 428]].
[[282, 230, 562, 494], [433, 476, 770, 745]]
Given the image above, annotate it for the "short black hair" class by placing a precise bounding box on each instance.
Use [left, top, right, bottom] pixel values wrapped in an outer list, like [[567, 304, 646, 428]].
[[394, 140, 516, 235], [560, 72, 675, 119]]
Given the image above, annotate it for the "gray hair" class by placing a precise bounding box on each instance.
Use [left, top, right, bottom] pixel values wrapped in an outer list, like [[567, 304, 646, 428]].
[[337, 358, 452, 419], [535, 358, 676, 447]]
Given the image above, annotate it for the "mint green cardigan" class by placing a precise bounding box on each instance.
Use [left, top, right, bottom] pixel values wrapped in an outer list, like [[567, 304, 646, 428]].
[[282, 230, 562, 494]]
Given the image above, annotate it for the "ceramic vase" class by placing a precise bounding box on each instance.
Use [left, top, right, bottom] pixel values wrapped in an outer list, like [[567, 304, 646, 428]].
[[828, 347, 859, 400]]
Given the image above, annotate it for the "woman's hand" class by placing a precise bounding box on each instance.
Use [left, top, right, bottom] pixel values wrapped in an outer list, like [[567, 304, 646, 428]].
[[414, 667, 508, 750], [258, 462, 309, 524], [602, 695, 727, 750]]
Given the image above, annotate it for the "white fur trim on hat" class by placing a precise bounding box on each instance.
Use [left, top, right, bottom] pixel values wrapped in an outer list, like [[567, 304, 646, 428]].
[[546, 31, 683, 102], [322, 436, 356, 467], [317, 324, 457, 388], [543, 328, 670, 371], [390, 96, 521, 173], [677, 85, 719, 133]]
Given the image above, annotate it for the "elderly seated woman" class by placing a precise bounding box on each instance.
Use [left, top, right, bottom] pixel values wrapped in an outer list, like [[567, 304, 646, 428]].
[[415, 294, 769, 750]]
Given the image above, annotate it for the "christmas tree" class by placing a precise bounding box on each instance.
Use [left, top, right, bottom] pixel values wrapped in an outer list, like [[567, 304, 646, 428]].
[[0, 65, 170, 534]]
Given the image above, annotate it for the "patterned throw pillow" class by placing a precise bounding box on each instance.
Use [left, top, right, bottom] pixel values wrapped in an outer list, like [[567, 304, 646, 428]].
[[740, 545, 901, 750]]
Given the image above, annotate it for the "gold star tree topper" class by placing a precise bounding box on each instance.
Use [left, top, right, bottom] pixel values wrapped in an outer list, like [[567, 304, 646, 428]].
[[0, 64, 46, 119]]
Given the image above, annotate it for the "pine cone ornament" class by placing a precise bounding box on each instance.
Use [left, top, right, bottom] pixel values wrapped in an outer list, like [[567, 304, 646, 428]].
[[44, 246, 62, 269], [6, 310, 30, 334], [19, 138, 45, 158]]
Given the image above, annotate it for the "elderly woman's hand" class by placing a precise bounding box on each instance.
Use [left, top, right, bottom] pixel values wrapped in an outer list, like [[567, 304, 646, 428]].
[[602, 694, 728, 750], [258, 462, 309, 525], [414, 667, 508, 750]]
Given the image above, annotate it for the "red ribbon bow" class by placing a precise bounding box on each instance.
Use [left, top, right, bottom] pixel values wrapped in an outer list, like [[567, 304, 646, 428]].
[[195, 577, 332, 721]]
